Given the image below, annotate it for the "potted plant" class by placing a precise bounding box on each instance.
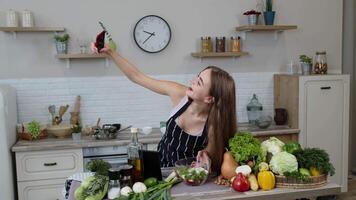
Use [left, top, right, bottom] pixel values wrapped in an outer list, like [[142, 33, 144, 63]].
[[243, 10, 261, 26], [264, 0, 275, 25], [71, 122, 82, 140], [18, 120, 47, 140], [299, 55, 313, 75], [54, 33, 70, 54]]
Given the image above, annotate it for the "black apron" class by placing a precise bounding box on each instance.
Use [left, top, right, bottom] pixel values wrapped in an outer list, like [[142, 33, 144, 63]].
[[157, 99, 208, 167]]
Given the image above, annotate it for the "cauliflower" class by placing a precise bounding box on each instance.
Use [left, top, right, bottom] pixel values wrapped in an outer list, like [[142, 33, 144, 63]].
[[120, 186, 133, 196], [261, 137, 285, 155], [132, 182, 147, 193]]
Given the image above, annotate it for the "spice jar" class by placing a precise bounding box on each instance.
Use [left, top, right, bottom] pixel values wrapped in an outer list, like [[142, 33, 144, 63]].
[[215, 37, 226, 52], [314, 51, 328, 74], [201, 37, 212, 53], [108, 168, 121, 199], [230, 37, 241, 52]]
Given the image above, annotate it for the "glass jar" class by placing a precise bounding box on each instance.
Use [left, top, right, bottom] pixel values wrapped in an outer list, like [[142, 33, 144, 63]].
[[215, 37, 226, 52], [127, 128, 143, 183], [230, 37, 241, 52], [108, 168, 121, 199], [314, 51, 327, 74], [201, 37, 212, 53], [246, 94, 263, 124], [120, 164, 133, 187]]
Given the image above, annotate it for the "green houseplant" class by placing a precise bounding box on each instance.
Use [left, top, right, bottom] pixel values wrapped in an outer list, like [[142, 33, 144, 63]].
[[71, 123, 82, 140], [264, 0, 275, 25], [20, 120, 47, 140], [54, 33, 70, 54], [299, 55, 313, 75]]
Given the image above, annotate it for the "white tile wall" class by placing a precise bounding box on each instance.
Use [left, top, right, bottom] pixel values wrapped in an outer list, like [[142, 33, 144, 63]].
[[0, 72, 275, 127]]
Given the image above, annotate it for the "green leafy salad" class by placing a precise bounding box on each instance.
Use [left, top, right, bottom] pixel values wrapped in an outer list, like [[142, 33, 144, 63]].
[[177, 166, 208, 185]]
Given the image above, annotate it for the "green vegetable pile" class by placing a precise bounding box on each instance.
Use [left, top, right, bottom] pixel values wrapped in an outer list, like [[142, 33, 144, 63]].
[[74, 159, 111, 200], [228, 132, 265, 168], [282, 141, 302, 155], [294, 148, 335, 176], [177, 167, 208, 184], [85, 159, 112, 176], [116, 172, 180, 200], [74, 175, 109, 200], [283, 171, 312, 183]]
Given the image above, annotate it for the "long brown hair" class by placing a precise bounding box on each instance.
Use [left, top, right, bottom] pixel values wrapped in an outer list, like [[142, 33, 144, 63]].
[[205, 66, 237, 173]]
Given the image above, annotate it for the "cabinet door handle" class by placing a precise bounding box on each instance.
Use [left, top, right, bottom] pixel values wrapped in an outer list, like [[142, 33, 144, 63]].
[[43, 162, 57, 166], [320, 86, 331, 90]]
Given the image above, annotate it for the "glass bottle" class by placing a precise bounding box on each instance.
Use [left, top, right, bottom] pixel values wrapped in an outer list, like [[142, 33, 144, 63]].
[[127, 128, 143, 183], [314, 51, 328, 74], [246, 94, 263, 124], [108, 168, 121, 200]]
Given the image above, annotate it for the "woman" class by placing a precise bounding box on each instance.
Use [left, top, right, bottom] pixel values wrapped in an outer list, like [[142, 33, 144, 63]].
[[98, 46, 237, 173]]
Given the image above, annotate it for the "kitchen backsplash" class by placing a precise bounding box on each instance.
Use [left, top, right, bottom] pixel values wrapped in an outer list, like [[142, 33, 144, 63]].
[[0, 72, 274, 127]]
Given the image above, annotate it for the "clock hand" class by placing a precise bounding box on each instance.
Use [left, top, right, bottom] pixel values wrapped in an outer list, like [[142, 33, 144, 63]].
[[142, 32, 155, 44], [143, 30, 153, 35]]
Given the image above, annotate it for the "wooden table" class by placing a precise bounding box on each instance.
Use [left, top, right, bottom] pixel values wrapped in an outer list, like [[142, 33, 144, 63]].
[[171, 181, 340, 200]]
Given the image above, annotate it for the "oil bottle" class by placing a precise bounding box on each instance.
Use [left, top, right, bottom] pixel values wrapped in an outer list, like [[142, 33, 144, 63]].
[[127, 127, 143, 183]]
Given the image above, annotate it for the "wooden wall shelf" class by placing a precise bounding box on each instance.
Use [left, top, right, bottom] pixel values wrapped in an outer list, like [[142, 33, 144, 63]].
[[236, 25, 297, 40], [236, 25, 297, 32], [55, 53, 107, 59], [191, 52, 249, 58], [55, 53, 109, 68], [0, 27, 65, 32]]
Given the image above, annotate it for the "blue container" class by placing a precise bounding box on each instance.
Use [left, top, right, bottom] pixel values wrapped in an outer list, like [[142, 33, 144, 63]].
[[264, 11, 275, 25]]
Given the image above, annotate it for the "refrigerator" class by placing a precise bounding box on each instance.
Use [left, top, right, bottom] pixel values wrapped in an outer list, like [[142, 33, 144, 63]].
[[0, 85, 18, 200]]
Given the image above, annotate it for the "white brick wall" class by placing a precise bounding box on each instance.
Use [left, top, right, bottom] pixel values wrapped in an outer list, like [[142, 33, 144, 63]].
[[0, 72, 275, 127]]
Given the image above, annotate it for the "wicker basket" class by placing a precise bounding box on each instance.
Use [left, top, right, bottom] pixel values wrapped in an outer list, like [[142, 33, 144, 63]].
[[275, 174, 327, 189]]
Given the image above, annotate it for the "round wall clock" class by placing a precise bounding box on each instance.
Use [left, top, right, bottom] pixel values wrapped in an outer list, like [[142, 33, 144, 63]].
[[133, 15, 171, 53]]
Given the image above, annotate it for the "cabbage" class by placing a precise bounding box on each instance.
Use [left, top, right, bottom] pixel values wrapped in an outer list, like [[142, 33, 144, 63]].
[[269, 152, 298, 175], [261, 137, 285, 155], [74, 175, 109, 200]]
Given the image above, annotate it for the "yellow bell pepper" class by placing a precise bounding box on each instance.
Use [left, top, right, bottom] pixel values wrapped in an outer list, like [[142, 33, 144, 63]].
[[257, 170, 275, 191], [310, 167, 321, 176]]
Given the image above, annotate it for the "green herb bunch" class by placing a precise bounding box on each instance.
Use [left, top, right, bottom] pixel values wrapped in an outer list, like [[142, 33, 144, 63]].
[[85, 159, 111, 176], [54, 33, 70, 43], [299, 55, 312, 64], [266, 0, 273, 12], [27, 120, 41, 139], [294, 148, 335, 176]]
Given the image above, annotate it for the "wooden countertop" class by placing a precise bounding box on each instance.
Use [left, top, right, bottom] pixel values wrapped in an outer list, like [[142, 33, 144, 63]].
[[12, 125, 299, 152], [171, 181, 340, 200]]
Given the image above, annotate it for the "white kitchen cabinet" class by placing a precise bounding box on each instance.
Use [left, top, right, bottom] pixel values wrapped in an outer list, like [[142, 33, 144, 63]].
[[18, 179, 65, 200], [274, 74, 350, 192], [15, 149, 83, 200]]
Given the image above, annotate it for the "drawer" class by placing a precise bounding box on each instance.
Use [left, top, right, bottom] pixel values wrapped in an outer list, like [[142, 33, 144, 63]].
[[16, 149, 83, 181], [18, 178, 66, 200]]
